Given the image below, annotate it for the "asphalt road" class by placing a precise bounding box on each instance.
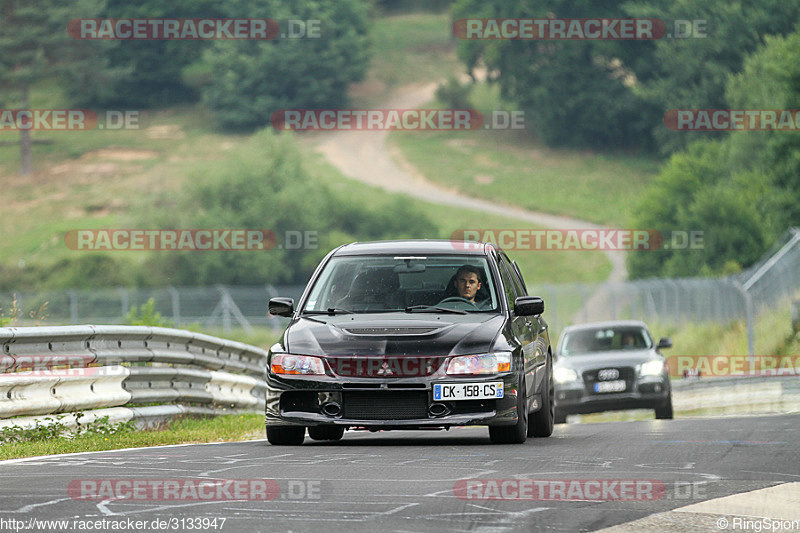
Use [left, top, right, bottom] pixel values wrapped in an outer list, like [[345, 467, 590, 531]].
[[1, 414, 798, 532]]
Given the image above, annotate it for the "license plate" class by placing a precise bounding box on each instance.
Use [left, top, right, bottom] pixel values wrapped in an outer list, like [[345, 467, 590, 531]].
[[594, 380, 626, 393], [433, 382, 504, 401]]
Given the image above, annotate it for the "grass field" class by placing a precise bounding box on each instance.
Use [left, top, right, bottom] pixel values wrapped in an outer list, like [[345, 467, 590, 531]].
[[363, 16, 663, 228], [0, 413, 265, 461], [351, 12, 461, 106], [390, 82, 662, 227]]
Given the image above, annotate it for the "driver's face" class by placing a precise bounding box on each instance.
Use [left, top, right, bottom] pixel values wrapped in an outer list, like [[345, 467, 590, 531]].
[[455, 272, 481, 301]]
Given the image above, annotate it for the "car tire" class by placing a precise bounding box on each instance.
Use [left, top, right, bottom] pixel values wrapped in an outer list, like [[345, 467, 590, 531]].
[[266, 425, 306, 445], [529, 354, 554, 437], [554, 410, 568, 424], [307, 425, 345, 441], [655, 395, 674, 419], [489, 375, 528, 444]]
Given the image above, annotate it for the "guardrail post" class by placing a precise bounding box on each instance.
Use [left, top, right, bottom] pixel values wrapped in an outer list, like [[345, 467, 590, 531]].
[[68, 290, 78, 324], [117, 288, 129, 320], [167, 286, 181, 327], [731, 281, 755, 361]]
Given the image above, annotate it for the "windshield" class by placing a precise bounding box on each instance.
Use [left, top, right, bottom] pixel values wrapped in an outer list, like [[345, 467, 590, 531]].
[[560, 326, 653, 355], [302, 255, 500, 313]]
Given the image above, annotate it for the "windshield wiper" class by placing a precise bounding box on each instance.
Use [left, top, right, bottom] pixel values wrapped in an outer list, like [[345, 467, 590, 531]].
[[302, 307, 355, 315], [404, 305, 468, 315]]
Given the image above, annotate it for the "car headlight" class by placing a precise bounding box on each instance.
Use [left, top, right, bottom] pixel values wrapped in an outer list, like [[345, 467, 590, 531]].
[[640, 359, 665, 376], [270, 354, 326, 375], [446, 352, 511, 375], [554, 366, 579, 384]]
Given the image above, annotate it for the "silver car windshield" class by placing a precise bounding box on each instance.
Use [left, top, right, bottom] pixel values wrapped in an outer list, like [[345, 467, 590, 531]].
[[561, 327, 653, 355], [303, 255, 500, 313]]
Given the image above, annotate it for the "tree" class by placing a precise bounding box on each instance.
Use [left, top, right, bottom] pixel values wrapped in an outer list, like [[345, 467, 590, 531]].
[[188, 0, 370, 130], [627, 140, 772, 278], [452, 0, 657, 149], [0, 0, 107, 174], [725, 30, 800, 230], [623, 0, 800, 154], [141, 130, 435, 286], [66, 0, 224, 108]]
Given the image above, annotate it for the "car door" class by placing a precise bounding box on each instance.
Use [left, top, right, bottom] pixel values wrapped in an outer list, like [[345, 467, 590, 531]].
[[496, 255, 536, 395], [508, 258, 548, 370]]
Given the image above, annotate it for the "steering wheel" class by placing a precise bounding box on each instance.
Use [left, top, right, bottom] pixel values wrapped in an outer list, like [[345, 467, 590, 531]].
[[437, 296, 480, 309]]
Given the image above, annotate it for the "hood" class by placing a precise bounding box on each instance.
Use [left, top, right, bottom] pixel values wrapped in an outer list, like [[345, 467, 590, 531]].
[[284, 313, 505, 357], [556, 349, 660, 370]]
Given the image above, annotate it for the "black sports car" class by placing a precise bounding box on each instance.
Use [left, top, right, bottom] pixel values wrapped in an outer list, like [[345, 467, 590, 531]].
[[553, 320, 673, 423], [265, 240, 554, 445]]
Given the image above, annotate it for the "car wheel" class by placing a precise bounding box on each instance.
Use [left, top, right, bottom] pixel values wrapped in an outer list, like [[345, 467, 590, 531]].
[[307, 425, 345, 441], [655, 395, 674, 419], [489, 375, 528, 444], [529, 354, 554, 437], [266, 425, 306, 445], [554, 410, 568, 424]]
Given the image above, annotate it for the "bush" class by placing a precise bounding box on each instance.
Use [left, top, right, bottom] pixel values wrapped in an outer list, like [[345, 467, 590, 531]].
[[140, 129, 435, 285], [188, 0, 370, 130]]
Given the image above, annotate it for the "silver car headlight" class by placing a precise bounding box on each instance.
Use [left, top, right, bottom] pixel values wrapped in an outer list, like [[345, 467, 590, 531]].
[[554, 366, 579, 384], [639, 359, 665, 376]]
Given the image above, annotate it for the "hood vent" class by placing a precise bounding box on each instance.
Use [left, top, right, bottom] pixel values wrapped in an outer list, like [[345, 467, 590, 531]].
[[342, 326, 441, 336]]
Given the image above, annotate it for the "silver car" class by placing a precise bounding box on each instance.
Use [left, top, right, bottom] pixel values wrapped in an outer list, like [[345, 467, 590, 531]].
[[553, 320, 673, 423]]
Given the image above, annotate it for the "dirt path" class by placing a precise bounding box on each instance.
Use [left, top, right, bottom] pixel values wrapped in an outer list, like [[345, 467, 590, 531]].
[[313, 82, 627, 283]]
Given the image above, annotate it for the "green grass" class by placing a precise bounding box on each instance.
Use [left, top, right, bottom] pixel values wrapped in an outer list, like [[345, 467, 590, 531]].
[[304, 151, 612, 284], [389, 81, 661, 227], [353, 13, 461, 106], [391, 127, 660, 227], [0, 413, 265, 461], [651, 296, 800, 358]]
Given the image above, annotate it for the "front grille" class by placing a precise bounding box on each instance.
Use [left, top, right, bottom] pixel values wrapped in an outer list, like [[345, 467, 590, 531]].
[[342, 391, 428, 420], [329, 356, 445, 378], [583, 367, 635, 395]]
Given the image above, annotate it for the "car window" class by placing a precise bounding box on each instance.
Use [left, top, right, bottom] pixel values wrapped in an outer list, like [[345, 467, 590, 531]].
[[496, 256, 519, 309], [303, 255, 501, 313], [561, 326, 653, 355]]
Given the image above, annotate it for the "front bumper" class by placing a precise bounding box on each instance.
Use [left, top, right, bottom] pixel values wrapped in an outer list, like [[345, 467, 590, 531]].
[[265, 372, 521, 428], [555, 374, 670, 414]]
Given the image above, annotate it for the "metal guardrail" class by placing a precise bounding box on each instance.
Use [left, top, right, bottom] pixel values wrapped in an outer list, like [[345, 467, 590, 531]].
[[671, 375, 800, 415], [0, 326, 268, 431]]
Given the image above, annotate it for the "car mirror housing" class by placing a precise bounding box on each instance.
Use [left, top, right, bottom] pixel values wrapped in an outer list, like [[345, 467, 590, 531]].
[[657, 337, 673, 349], [513, 296, 544, 316], [268, 297, 294, 317]]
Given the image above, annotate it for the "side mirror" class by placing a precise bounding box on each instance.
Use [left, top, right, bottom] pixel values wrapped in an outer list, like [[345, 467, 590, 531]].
[[268, 297, 294, 317], [514, 296, 544, 316], [657, 337, 672, 350]]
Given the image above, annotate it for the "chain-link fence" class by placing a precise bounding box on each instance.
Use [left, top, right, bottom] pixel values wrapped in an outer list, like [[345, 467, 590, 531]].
[[0, 285, 306, 333], [540, 228, 800, 351], [3, 229, 798, 351]]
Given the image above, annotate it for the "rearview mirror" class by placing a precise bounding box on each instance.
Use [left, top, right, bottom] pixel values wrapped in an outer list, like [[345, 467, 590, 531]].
[[514, 296, 544, 316], [268, 297, 294, 317], [657, 337, 672, 350]]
